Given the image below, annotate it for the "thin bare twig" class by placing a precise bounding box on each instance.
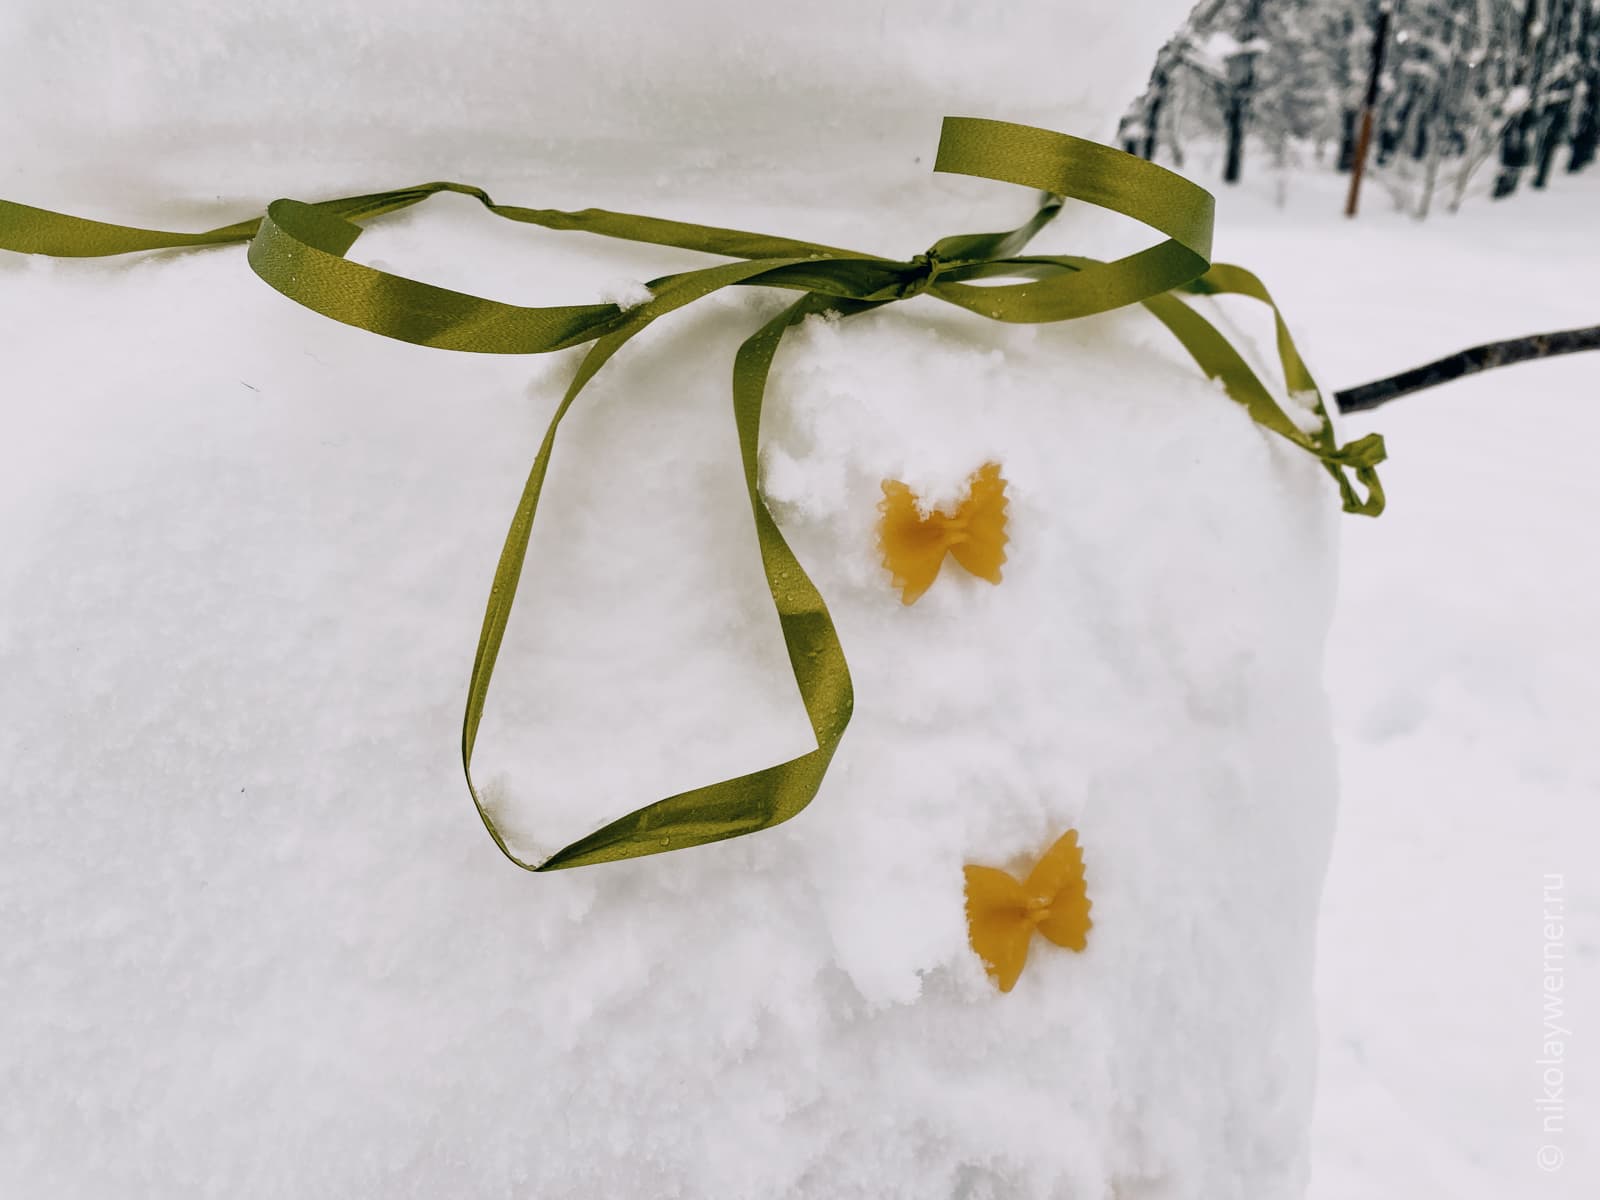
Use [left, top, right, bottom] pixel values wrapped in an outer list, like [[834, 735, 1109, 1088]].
[[1335, 323, 1600, 412]]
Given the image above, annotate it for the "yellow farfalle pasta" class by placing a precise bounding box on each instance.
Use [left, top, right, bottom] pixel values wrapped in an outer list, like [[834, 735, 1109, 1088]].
[[878, 462, 1009, 605], [964, 828, 1092, 993]]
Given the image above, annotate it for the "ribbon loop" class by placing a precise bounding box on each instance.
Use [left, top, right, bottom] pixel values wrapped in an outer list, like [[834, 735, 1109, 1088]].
[[1322, 432, 1388, 516], [0, 117, 1388, 872]]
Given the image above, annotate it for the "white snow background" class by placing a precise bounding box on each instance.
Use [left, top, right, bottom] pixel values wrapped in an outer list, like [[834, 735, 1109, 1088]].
[[5, 167, 1592, 1196], [0, 1, 1595, 1194], [1207, 165, 1599, 1199]]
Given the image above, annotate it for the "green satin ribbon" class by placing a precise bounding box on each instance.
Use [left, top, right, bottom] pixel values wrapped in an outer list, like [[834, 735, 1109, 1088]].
[[0, 117, 1385, 871]]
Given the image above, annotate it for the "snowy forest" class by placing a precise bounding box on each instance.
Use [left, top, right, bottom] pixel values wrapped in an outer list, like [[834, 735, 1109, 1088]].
[[1123, 0, 1600, 215]]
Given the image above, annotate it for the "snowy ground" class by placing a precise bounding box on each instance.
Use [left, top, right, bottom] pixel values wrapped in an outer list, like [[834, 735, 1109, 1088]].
[[1208, 161, 1598, 1199]]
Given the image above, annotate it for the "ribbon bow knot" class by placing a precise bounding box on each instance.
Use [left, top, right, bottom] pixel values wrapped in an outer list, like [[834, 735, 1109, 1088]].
[[893, 251, 947, 301], [1326, 432, 1386, 467], [0, 116, 1387, 873]]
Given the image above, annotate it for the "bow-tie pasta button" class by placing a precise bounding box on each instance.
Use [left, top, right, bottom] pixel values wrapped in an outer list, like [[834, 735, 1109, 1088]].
[[1, 2, 1362, 1198], [878, 462, 1009, 604], [965, 827, 1094, 994]]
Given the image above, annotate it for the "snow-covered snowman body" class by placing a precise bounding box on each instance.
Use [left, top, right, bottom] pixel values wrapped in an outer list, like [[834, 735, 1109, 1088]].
[[2, 3, 1340, 1197]]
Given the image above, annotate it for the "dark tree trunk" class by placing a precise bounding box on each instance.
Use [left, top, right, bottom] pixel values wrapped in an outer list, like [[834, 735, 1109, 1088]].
[[1142, 65, 1169, 161], [1223, 100, 1248, 182], [1335, 9, 1360, 173], [1567, 6, 1600, 173], [1410, 90, 1432, 161], [1345, 4, 1393, 217], [1337, 108, 1360, 171], [1571, 80, 1600, 171], [1376, 87, 1416, 166], [1494, 0, 1552, 199], [1376, 110, 1399, 164], [1223, 0, 1265, 184], [1532, 100, 1571, 185]]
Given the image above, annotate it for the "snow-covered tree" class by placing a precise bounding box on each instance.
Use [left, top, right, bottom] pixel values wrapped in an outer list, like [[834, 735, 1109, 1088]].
[[1124, 0, 1600, 213]]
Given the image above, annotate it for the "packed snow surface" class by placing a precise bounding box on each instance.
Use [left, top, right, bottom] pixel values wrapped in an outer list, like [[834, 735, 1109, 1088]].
[[4, 0, 1338, 1194], [4, 2, 1592, 1198], [3, 0, 1178, 215], [0, 190, 1337, 1199]]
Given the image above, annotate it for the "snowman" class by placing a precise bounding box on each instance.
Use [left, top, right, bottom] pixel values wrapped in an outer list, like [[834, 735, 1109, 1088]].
[[1, 2, 1379, 1197]]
